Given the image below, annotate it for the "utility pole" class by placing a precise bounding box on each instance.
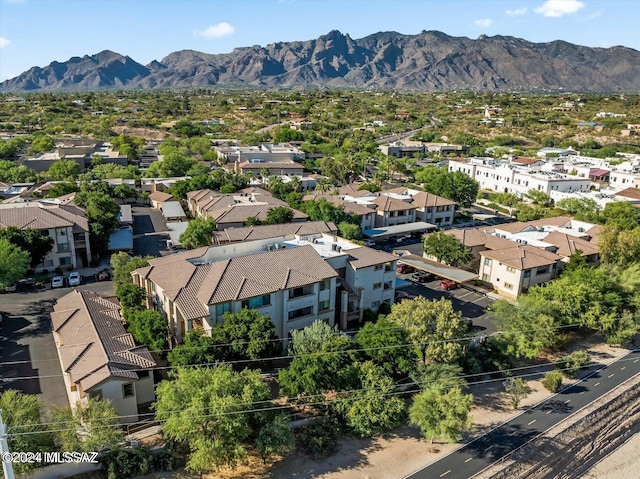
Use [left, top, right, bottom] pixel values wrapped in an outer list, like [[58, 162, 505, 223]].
[[0, 409, 16, 479]]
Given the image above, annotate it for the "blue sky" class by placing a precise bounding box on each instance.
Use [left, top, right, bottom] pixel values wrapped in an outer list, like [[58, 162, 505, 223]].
[[1, 0, 638, 81]]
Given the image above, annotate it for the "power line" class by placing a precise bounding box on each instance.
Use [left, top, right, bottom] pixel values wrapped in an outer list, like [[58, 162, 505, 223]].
[[6, 352, 639, 437]]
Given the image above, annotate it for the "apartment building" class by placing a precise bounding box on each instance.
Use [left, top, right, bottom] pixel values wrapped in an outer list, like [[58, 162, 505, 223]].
[[0, 201, 91, 270], [51, 290, 156, 423], [131, 234, 396, 344], [215, 143, 306, 164], [448, 158, 591, 196]]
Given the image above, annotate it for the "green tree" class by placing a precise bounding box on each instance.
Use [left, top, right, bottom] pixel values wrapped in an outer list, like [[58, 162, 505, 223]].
[[75, 189, 120, 256], [212, 308, 280, 361], [414, 167, 478, 207], [410, 363, 466, 390], [0, 226, 54, 268], [0, 160, 37, 183], [110, 252, 151, 291], [525, 189, 553, 206], [288, 320, 337, 355], [27, 134, 55, 155], [116, 282, 146, 312], [265, 206, 294, 225], [154, 365, 271, 473], [167, 330, 219, 367], [146, 150, 196, 178], [0, 390, 54, 474], [409, 387, 473, 444], [355, 317, 417, 376], [0, 238, 30, 287], [557, 350, 591, 378], [601, 202, 640, 230], [386, 297, 468, 364], [50, 398, 124, 452], [45, 181, 80, 198], [127, 308, 168, 353], [333, 361, 406, 437], [47, 159, 82, 180], [556, 197, 599, 215], [179, 217, 217, 249], [112, 184, 138, 203], [514, 204, 547, 222], [504, 377, 531, 409], [541, 371, 564, 393], [338, 221, 362, 240], [422, 231, 474, 266], [256, 414, 295, 464]]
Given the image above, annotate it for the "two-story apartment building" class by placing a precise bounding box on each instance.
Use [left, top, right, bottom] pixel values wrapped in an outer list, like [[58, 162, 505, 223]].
[[0, 201, 91, 270], [131, 234, 397, 344], [51, 290, 156, 423]]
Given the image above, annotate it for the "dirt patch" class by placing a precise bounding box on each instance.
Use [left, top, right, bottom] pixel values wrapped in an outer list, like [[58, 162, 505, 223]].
[[111, 126, 172, 141]]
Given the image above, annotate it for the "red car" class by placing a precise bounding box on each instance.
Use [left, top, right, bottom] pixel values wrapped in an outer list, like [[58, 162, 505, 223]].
[[439, 279, 458, 290]]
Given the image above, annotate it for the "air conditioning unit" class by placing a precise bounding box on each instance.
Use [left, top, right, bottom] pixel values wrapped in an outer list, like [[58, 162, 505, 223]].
[[266, 244, 274, 251], [578, 227, 585, 233], [331, 243, 338, 251], [336, 246, 342, 252], [312, 238, 319, 244]]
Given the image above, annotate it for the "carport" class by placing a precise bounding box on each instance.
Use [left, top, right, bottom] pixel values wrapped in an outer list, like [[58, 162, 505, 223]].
[[363, 221, 436, 240], [396, 253, 478, 284]]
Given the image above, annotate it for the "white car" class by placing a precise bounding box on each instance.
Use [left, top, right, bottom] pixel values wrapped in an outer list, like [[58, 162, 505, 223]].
[[51, 276, 64, 288], [68, 272, 81, 286]]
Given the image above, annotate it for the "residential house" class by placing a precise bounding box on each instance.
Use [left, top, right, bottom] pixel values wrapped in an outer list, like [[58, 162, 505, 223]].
[[51, 290, 156, 423], [0, 201, 91, 270], [148, 191, 173, 209], [131, 234, 397, 344], [213, 220, 337, 244]]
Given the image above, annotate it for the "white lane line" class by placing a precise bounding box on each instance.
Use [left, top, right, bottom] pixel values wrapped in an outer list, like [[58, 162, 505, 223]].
[[564, 399, 571, 404], [634, 359, 639, 363], [440, 470, 451, 477], [608, 374, 615, 378], [465, 457, 473, 463], [528, 419, 536, 425], [594, 382, 600, 387], [621, 367, 626, 371], [546, 410, 553, 414], [580, 391, 585, 395]]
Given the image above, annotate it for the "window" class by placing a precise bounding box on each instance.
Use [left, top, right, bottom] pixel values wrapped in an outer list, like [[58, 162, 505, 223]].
[[504, 282, 513, 290], [59, 257, 71, 266], [242, 295, 270, 309], [320, 279, 330, 291], [319, 300, 330, 311], [484, 258, 492, 267], [89, 389, 103, 400], [384, 262, 393, 272], [216, 302, 231, 316], [523, 270, 531, 278], [136, 371, 149, 379], [371, 301, 380, 309], [58, 243, 70, 252], [374, 264, 383, 271], [57, 228, 67, 236], [506, 266, 516, 273], [288, 306, 313, 320], [373, 282, 382, 289], [122, 383, 134, 398], [482, 273, 490, 282]]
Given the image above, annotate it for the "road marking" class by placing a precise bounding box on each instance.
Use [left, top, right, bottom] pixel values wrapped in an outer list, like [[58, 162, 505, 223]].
[[621, 367, 626, 371], [465, 457, 473, 463], [634, 359, 639, 363], [564, 399, 571, 404], [546, 410, 553, 414], [510, 430, 519, 436], [440, 470, 451, 477], [580, 391, 585, 395], [528, 419, 536, 425], [608, 374, 615, 378], [594, 382, 600, 387]]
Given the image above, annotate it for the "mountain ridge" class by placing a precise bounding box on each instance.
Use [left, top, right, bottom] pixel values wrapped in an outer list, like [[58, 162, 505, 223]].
[[2, 30, 640, 92]]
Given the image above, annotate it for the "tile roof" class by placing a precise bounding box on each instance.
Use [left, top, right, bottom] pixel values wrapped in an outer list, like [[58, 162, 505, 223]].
[[346, 247, 397, 269], [411, 191, 457, 209], [511, 156, 541, 165], [215, 220, 337, 243], [52, 290, 155, 393], [525, 216, 572, 228], [542, 231, 599, 257], [148, 191, 173, 202], [134, 246, 338, 320], [615, 187, 640, 200], [0, 202, 88, 232], [480, 245, 561, 270], [238, 161, 304, 170], [372, 195, 416, 212]]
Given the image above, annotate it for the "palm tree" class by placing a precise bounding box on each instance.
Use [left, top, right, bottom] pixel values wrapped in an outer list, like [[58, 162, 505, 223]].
[[315, 178, 331, 193], [290, 175, 301, 192]]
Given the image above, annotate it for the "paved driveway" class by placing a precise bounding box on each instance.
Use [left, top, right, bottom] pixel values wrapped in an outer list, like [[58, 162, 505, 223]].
[[132, 205, 169, 257], [0, 281, 115, 410]]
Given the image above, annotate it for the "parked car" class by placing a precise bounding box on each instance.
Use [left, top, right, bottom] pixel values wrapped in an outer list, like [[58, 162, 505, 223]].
[[439, 279, 458, 290], [411, 271, 431, 283], [363, 239, 376, 247], [396, 264, 414, 274], [68, 272, 81, 286], [96, 268, 111, 281], [4, 283, 17, 293], [51, 276, 64, 288]]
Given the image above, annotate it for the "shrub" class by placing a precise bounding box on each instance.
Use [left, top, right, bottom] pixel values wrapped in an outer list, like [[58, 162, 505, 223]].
[[100, 447, 155, 479], [541, 371, 564, 392], [557, 350, 591, 378], [297, 417, 339, 459]]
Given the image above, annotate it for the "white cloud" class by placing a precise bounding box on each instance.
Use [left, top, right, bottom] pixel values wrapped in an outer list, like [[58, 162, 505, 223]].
[[195, 22, 235, 39], [0, 37, 10, 48], [475, 18, 493, 28], [534, 0, 585, 17], [506, 7, 528, 15]]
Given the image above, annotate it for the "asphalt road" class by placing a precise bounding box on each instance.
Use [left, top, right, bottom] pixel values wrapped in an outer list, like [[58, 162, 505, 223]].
[[0, 280, 115, 410], [406, 348, 640, 479]]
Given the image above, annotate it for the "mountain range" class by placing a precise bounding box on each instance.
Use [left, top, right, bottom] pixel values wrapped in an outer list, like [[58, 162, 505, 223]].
[[2, 30, 640, 92]]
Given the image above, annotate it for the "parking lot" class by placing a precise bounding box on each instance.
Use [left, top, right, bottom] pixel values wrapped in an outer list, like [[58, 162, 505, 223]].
[[132, 205, 170, 257], [0, 280, 115, 409]]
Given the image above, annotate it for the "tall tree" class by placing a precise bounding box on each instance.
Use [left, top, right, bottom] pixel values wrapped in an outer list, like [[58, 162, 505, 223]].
[[154, 365, 272, 474], [166, 330, 219, 367], [414, 167, 478, 207], [355, 317, 417, 376], [422, 231, 474, 266], [126, 308, 169, 353], [211, 308, 281, 361], [288, 320, 338, 355], [265, 206, 294, 225], [256, 414, 295, 464], [47, 159, 82, 180], [179, 217, 217, 249], [110, 252, 151, 291], [0, 226, 54, 268], [409, 386, 473, 444], [386, 297, 468, 364], [49, 398, 124, 452], [0, 238, 30, 287]]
